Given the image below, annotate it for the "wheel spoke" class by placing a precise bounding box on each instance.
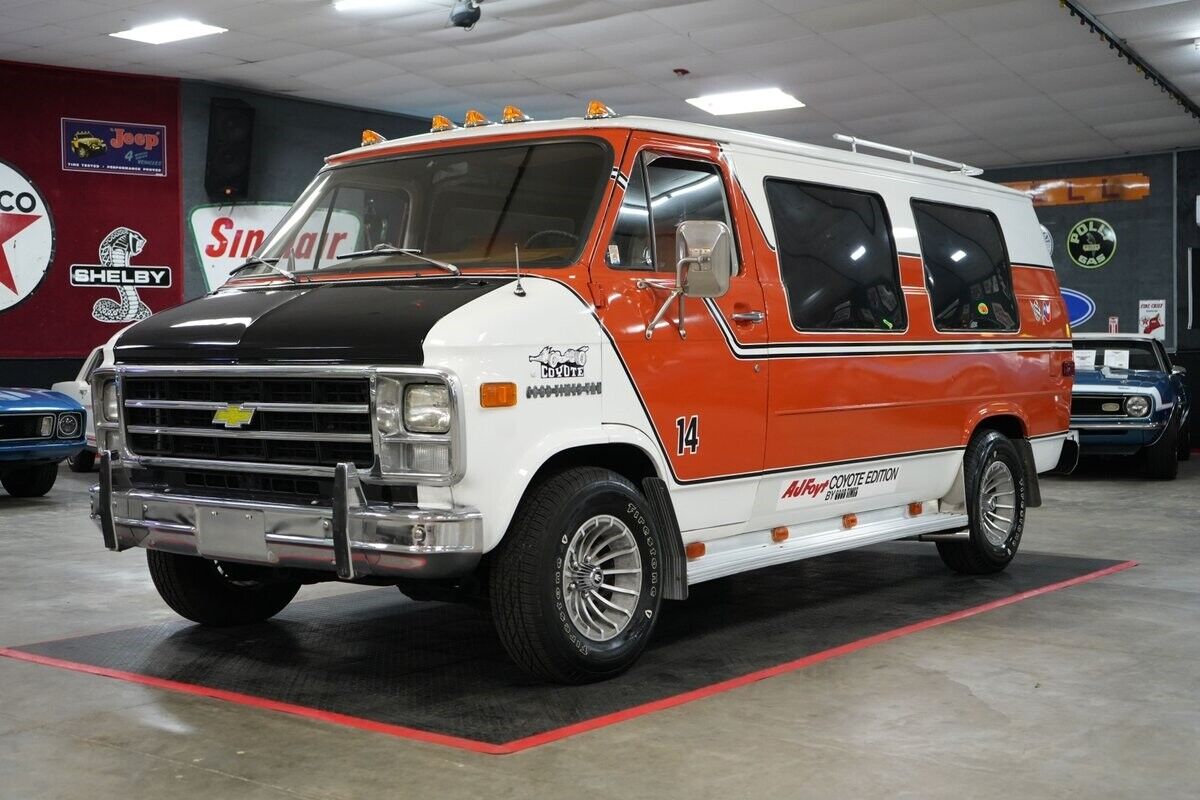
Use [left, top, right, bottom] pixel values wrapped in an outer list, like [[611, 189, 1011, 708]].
[[585, 595, 617, 628], [601, 582, 639, 596], [590, 591, 633, 617], [602, 568, 641, 576], [594, 547, 636, 564], [585, 529, 625, 562]]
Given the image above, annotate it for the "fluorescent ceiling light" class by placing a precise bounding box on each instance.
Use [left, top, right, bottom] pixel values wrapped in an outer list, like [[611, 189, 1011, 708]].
[[950, 249, 967, 262], [333, 0, 419, 10], [849, 245, 867, 262], [110, 19, 227, 44], [686, 87, 804, 116]]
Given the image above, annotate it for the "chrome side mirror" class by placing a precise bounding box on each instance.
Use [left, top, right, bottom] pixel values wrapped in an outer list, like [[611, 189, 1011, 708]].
[[1172, 365, 1187, 376], [677, 220, 733, 298], [644, 220, 734, 340]]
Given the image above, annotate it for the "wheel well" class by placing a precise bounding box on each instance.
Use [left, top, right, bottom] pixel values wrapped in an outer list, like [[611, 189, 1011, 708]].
[[529, 443, 659, 490], [973, 414, 1026, 442]]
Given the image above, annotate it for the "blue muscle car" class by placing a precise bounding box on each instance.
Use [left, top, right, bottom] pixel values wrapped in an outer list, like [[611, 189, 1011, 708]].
[[1070, 333, 1191, 480], [0, 388, 86, 497]]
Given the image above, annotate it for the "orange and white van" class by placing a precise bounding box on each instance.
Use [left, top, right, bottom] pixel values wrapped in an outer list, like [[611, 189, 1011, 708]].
[[90, 104, 1076, 683]]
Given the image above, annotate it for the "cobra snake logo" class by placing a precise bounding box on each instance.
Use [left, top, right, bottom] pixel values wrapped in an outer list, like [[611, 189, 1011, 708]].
[[92, 227, 152, 323]]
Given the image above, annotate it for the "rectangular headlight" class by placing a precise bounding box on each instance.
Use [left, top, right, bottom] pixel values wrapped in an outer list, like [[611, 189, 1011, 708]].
[[403, 383, 450, 434], [100, 381, 119, 422]]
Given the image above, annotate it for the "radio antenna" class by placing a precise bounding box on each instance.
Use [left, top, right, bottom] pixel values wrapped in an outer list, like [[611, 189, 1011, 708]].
[[513, 243, 526, 297]]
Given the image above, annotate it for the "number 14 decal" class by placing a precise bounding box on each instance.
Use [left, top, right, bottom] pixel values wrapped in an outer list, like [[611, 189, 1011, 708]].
[[675, 415, 699, 455]]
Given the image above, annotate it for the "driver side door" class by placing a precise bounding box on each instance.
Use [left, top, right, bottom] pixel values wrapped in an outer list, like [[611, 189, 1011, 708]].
[[592, 134, 768, 534]]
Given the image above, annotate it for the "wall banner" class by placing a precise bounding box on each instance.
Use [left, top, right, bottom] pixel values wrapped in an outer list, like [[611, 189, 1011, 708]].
[[1060, 288, 1096, 327], [1067, 218, 1116, 269], [1138, 299, 1166, 340], [0, 160, 55, 314], [61, 117, 167, 177]]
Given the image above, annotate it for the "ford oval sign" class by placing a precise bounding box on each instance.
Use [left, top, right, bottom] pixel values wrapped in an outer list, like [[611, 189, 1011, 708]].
[[1061, 288, 1096, 327]]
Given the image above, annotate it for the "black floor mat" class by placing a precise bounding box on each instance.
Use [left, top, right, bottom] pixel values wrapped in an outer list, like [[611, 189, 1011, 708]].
[[8, 546, 1126, 748]]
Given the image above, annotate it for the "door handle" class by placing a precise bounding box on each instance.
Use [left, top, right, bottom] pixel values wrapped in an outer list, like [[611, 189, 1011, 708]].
[[731, 310, 765, 324]]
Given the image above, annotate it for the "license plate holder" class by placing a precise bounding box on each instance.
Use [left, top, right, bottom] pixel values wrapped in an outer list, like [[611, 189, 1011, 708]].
[[195, 508, 269, 562]]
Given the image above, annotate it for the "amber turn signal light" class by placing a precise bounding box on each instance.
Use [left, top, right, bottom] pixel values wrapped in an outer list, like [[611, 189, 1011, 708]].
[[463, 109, 492, 127], [480, 382, 517, 408], [841, 513, 857, 529], [500, 104, 531, 124], [685, 541, 706, 560], [1062, 359, 1076, 377], [908, 502, 924, 516], [584, 99, 618, 119], [430, 114, 457, 133], [361, 129, 385, 146], [771, 527, 789, 543]]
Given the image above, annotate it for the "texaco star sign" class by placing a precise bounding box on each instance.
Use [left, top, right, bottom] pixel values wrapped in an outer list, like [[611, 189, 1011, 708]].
[[0, 160, 54, 313]]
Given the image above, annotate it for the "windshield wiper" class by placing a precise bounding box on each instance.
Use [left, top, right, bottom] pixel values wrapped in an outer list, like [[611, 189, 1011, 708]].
[[228, 256, 298, 284], [335, 244, 461, 276]]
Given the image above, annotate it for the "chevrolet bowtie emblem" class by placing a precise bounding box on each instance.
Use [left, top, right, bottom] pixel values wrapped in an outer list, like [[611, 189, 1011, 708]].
[[212, 404, 255, 429]]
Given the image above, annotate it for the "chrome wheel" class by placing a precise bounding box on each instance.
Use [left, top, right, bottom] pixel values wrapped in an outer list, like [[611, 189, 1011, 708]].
[[978, 460, 1017, 548], [561, 514, 643, 642]]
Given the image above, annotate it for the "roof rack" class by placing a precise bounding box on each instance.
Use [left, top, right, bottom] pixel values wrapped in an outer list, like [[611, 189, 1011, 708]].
[[832, 134, 983, 177]]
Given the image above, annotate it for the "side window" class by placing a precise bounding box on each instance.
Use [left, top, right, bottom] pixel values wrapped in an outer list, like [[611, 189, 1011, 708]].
[[764, 178, 906, 331], [607, 155, 735, 272], [912, 200, 1017, 332], [606, 159, 653, 269], [647, 157, 733, 272]]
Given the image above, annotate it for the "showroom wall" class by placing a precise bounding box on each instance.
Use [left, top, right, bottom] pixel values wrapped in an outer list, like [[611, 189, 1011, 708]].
[[0, 61, 425, 387], [1172, 149, 1200, 384], [989, 153, 1177, 348], [180, 82, 425, 299], [0, 61, 183, 388]]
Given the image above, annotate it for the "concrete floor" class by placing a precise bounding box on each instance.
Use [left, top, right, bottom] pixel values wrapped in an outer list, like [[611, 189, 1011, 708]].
[[0, 461, 1196, 799]]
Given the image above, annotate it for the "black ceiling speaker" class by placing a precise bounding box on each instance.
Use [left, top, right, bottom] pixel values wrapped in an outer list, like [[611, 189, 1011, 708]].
[[204, 98, 255, 200]]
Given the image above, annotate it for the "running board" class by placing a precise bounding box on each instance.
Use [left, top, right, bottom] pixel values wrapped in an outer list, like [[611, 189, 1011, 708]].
[[686, 506, 969, 585]]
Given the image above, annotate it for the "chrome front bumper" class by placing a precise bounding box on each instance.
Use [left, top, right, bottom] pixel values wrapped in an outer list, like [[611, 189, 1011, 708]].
[[89, 452, 482, 580]]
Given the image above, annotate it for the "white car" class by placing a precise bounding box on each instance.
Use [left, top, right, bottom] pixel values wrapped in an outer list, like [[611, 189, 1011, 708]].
[[51, 342, 112, 472]]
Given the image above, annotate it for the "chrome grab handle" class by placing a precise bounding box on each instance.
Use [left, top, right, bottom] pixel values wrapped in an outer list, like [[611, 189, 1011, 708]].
[[731, 310, 765, 324]]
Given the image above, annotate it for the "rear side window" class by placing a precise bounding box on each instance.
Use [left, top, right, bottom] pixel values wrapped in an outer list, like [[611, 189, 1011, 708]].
[[764, 178, 905, 331], [912, 200, 1017, 331]]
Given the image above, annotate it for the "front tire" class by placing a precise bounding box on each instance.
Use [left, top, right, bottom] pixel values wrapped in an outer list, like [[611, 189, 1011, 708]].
[[146, 550, 300, 626], [489, 467, 663, 684], [67, 450, 96, 472], [1143, 416, 1179, 480], [937, 430, 1027, 575], [1, 463, 59, 497]]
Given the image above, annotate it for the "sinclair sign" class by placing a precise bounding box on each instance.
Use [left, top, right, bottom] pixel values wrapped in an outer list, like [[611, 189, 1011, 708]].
[[189, 203, 361, 290]]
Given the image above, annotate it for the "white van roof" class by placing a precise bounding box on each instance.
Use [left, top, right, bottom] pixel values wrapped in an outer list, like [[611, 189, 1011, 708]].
[[332, 115, 1023, 199]]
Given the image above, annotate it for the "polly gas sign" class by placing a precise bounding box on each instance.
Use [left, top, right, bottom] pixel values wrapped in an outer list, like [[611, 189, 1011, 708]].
[[189, 203, 362, 290], [61, 118, 167, 177]]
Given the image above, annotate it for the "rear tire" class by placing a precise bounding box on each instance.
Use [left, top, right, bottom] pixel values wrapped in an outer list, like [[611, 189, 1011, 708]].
[[489, 467, 663, 684], [1, 463, 59, 497], [146, 550, 300, 626], [1143, 417, 1179, 480], [67, 450, 96, 473], [937, 430, 1026, 575]]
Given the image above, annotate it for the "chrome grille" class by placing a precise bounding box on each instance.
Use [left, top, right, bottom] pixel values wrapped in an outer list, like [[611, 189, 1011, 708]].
[[121, 375, 373, 471]]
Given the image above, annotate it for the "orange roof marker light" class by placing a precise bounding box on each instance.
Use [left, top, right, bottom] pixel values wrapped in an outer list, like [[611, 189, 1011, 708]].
[[430, 114, 457, 133], [584, 99, 618, 120], [463, 109, 492, 128], [500, 104, 531, 124], [361, 129, 385, 147]]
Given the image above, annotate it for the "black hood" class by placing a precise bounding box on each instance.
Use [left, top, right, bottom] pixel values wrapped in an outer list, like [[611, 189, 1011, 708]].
[[114, 278, 507, 365]]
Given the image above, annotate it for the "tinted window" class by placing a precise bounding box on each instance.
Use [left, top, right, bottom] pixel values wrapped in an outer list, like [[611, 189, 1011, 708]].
[[647, 157, 733, 272], [606, 160, 653, 269], [912, 200, 1017, 331], [764, 178, 905, 331], [606, 155, 735, 272]]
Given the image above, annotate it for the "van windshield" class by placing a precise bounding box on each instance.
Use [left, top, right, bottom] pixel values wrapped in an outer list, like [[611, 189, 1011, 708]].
[[246, 140, 611, 277]]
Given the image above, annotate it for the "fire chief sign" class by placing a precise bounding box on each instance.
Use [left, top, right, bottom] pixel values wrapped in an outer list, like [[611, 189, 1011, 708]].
[[190, 203, 362, 290], [0, 160, 55, 314]]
